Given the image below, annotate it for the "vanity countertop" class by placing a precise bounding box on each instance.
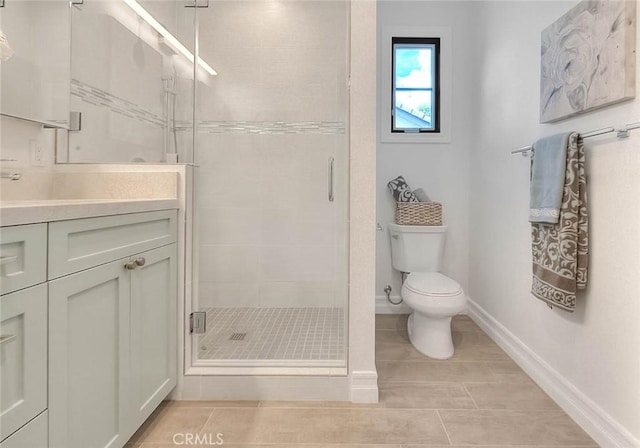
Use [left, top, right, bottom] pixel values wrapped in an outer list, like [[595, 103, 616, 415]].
[[0, 198, 179, 226]]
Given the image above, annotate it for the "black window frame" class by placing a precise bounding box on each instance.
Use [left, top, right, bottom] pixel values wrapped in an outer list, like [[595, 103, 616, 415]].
[[391, 37, 441, 134]]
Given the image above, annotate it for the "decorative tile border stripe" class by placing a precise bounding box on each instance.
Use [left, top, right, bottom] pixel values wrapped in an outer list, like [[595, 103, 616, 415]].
[[195, 120, 345, 135], [70, 80, 344, 135], [71, 79, 166, 128]]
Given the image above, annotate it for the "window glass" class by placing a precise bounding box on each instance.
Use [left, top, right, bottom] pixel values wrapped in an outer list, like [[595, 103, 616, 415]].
[[392, 37, 440, 133]]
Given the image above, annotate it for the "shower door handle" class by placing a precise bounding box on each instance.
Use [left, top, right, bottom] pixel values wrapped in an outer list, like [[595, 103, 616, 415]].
[[328, 157, 334, 202]]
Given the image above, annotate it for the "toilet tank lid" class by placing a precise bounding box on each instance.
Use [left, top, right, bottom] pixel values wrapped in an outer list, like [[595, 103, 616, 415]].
[[388, 223, 447, 233], [405, 272, 463, 296]]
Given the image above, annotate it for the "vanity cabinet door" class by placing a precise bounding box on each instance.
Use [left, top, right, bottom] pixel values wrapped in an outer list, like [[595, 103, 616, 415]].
[[48, 260, 131, 448], [129, 244, 177, 430], [0, 284, 47, 442]]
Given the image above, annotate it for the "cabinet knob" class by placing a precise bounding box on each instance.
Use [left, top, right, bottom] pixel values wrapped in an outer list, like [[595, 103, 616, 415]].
[[124, 261, 137, 270], [135, 257, 146, 267]]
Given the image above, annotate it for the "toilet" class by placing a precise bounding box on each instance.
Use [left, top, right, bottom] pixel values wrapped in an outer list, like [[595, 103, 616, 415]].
[[388, 223, 467, 360]]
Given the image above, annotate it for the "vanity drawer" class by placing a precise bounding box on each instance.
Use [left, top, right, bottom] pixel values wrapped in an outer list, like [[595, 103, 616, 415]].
[[0, 224, 47, 296], [0, 284, 47, 442], [48, 210, 177, 279], [0, 410, 48, 448]]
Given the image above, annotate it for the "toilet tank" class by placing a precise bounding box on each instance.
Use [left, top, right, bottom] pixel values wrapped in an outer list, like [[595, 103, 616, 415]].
[[388, 223, 447, 273]]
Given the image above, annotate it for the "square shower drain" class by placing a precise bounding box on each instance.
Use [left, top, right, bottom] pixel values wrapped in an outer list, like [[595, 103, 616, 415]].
[[229, 332, 247, 341]]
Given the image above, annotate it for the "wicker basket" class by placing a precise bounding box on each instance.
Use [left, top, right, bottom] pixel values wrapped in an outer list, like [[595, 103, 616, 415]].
[[395, 202, 443, 226]]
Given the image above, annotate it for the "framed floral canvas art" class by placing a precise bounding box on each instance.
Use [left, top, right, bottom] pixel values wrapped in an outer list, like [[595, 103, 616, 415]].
[[540, 0, 636, 123]]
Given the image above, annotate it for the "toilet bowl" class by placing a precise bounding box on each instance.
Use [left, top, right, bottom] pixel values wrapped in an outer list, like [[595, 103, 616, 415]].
[[401, 272, 467, 359], [388, 223, 467, 359]]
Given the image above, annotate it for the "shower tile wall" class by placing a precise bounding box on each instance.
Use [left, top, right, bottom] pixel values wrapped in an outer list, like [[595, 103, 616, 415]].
[[195, 1, 348, 310]]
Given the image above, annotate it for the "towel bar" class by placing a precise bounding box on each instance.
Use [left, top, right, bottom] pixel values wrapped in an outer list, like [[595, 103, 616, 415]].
[[511, 121, 640, 155]]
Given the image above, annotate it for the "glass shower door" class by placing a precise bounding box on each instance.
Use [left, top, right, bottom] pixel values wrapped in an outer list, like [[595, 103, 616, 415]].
[[191, 0, 349, 368]]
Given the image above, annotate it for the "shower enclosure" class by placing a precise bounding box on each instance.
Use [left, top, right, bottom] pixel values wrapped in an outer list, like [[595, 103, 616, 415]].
[[64, 0, 350, 371], [190, 1, 350, 370]]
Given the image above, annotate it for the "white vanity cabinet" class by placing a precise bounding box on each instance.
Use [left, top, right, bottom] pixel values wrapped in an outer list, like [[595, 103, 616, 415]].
[[0, 208, 178, 448], [0, 224, 48, 445], [129, 244, 177, 427], [0, 285, 48, 443], [48, 260, 131, 448], [47, 210, 177, 448]]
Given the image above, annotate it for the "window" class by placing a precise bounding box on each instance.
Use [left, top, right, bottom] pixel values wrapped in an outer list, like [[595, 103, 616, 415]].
[[380, 26, 450, 144], [391, 37, 440, 133]]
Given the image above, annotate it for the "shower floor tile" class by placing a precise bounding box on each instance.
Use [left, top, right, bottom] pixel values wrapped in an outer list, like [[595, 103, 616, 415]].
[[197, 307, 345, 362]]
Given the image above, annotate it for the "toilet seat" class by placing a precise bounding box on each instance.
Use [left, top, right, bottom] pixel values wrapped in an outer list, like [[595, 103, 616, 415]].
[[404, 272, 463, 297]]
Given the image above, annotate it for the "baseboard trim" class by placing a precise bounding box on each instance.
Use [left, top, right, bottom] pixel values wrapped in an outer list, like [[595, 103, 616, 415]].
[[375, 295, 411, 314], [466, 297, 639, 448], [350, 370, 379, 403]]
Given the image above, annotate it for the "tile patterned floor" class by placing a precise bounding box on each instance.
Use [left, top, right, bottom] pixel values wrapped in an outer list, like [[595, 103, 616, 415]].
[[197, 307, 345, 362], [127, 314, 597, 448]]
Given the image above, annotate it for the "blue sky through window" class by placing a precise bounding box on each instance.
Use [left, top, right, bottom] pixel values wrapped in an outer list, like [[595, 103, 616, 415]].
[[393, 42, 436, 131], [396, 47, 432, 88]]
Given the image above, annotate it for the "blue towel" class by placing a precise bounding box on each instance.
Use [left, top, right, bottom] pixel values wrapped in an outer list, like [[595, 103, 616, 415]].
[[529, 132, 571, 223]]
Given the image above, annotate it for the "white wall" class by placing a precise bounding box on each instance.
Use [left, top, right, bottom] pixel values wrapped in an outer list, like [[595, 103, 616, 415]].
[[349, 0, 378, 403], [469, 1, 640, 445], [376, 1, 478, 309], [0, 116, 57, 201], [0, 116, 56, 166]]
